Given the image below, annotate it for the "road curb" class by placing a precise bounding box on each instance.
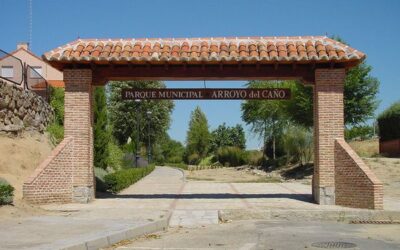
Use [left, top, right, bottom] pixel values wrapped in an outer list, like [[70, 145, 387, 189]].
[[220, 209, 400, 223], [168, 166, 186, 182], [61, 217, 170, 250]]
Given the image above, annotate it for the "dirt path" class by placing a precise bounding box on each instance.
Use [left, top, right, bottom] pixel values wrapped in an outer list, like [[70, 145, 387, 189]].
[[185, 167, 282, 183]]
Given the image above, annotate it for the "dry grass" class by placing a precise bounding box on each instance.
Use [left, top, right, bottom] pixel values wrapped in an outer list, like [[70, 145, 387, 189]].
[[185, 167, 280, 183], [348, 139, 379, 157]]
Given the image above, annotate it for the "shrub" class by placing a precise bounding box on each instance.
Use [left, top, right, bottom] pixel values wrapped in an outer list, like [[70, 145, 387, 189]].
[[49, 86, 65, 126], [107, 140, 124, 170], [104, 165, 155, 193], [282, 125, 313, 165], [247, 150, 264, 166], [47, 123, 64, 145], [199, 155, 216, 166], [187, 153, 200, 165], [0, 178, 14, 205], [47, 86, 65, 145], [94, 167, 108, 192], [377, 101, 400, 141], [216, 146, 248, 167]]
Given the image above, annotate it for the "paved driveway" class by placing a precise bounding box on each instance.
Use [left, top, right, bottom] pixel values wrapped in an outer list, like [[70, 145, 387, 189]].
[[106, 166, 335, 211]]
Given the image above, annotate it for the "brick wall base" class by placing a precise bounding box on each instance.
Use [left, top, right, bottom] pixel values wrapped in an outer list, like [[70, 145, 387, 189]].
[[335, 139, 383, 209], [23, 138, 74, 204]]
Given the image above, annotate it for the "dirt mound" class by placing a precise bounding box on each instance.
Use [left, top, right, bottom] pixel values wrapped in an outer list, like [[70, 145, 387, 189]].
[[0, 132, 53, 201]]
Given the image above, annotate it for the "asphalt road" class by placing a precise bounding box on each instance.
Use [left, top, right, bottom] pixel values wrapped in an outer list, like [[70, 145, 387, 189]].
[[115, 220, 400, 250]]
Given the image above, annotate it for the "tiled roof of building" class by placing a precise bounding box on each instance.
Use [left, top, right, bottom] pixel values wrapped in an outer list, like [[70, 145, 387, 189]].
[[43, 36, 365, 66], [32, 80, 65, 89]]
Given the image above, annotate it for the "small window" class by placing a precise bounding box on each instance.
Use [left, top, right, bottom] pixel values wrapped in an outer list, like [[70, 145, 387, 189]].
[[1, 66, 14, 78], [30, 66, 42, 78]]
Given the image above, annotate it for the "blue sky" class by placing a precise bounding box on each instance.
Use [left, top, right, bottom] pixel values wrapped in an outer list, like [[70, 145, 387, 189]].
[[1, 0, 399, 149]]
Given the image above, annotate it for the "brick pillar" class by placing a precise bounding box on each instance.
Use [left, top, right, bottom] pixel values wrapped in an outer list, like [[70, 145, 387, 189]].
[[64, 69, 95, 203], [313, 68, 345, 205]]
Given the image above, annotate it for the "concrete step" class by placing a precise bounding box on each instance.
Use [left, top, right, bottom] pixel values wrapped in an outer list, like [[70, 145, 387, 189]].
[[169, 210, 219, 228]]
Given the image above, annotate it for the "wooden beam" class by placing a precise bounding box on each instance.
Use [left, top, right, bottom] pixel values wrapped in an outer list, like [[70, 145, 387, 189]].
[[91, 64, 316, 85]]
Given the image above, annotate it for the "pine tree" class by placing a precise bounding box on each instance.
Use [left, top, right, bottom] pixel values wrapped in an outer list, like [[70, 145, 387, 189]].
[[94, 87, 110, 170]]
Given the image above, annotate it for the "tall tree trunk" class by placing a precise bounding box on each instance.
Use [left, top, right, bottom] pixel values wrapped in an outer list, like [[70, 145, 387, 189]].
[[273, 135, 276, 160]]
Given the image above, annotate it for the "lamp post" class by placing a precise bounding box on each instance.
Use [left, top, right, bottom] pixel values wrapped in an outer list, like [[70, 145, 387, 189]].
[[135, 99, 141, 167], [146, 110, 152, 164]]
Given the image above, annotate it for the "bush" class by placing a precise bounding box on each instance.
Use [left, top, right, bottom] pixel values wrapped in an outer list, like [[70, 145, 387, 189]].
[[282, 125, 313, 165], [47, 123, 64, 145], [377, 101, 400, 141], [104, 165, 155, 193], [216, 146, 248, 167], [47, 86, 65, 145], [107, 141, 124, 170], [49, 86, 65, 126], [187, 153, 200, 165], [94, 167, 108, 192], [247, 150, 264, 166], [0, 178, 14, 205], [199, 155, 216, 166]]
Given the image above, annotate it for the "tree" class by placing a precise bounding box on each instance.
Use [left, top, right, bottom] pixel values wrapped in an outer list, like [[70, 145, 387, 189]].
[[185, 106, 210, 160], [287, 36, 379, 127], [241, 81, 290, 159], [94, 87, 110, 170], [153, 134, 185, 164], [108, 81, 174, 156], [210, 123, 246, 152]]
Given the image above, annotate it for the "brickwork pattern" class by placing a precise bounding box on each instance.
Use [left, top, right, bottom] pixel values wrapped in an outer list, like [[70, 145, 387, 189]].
[[313, 68, 345, 204], [23, 138, 74, 204], [335, 139, 383, 209], [64, 69, 95, 202]]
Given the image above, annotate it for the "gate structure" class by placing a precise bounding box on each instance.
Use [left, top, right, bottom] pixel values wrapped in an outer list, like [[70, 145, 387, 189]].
[[23, 36, 383, 209]]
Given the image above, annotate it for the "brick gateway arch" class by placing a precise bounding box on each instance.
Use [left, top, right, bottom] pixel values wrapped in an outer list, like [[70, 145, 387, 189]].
[[23, 36, 383, 209]]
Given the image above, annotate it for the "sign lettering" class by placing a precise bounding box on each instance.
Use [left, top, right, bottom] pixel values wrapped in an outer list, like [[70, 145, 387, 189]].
[[122, 88, 291, 100]]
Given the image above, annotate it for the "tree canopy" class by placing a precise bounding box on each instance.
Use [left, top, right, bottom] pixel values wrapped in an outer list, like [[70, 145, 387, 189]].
[[108, 81, 174, 150], [210, 123, 246, 152], [241, 81, 291, 159]]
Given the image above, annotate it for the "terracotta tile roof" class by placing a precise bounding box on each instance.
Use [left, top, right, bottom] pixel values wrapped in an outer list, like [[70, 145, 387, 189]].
[[48, 80, 65, 88], [32, 80, 64, 89], [43, 36, 365, 66]]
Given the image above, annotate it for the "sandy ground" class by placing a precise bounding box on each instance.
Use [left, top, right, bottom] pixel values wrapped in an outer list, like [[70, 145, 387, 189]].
[[0, 131, 54, 219], [185, 157, 400, 201], [363, 157, 400, 199], [185, 167, 282, 183]]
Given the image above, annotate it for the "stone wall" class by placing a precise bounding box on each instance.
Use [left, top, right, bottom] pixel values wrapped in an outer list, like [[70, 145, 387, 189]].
[[0, 80, 53, 133], [335, 138, 383, 209]]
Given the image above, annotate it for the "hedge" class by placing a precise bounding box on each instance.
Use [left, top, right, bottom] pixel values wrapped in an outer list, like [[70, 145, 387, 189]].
[[104, 165, 155, 193], [377, 101, 400, 141], [0, 178, 14, 205]]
